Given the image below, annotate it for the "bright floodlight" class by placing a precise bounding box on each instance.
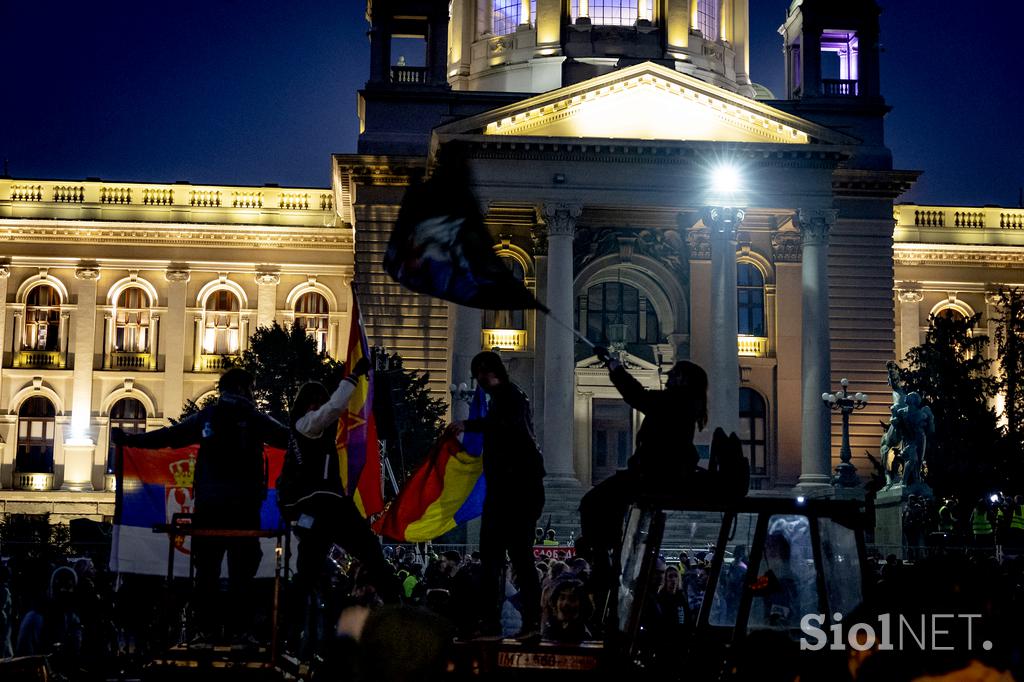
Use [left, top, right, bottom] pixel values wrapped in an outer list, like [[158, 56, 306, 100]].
[[710, 164, 742, 195]]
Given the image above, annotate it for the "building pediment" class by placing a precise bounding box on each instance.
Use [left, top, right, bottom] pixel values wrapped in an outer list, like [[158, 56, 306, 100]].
[[437, 62, 856, 146]]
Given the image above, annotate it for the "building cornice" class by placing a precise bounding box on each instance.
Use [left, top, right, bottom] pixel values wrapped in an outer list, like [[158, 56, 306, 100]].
[[0, 219, 353, 250], [894, 242, 1024, 268], [2, 255, 353, 277]]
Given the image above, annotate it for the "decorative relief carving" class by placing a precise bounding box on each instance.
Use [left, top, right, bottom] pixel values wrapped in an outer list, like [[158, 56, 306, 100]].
[[0, 264, 10, 279], [573, 226, 687, 278], [531, 224, 548, 256], [770, 227, 802, 263], [165, 269, 191, 283], [685, 228, 711, 261], [895, 282, 924, 303], [255, 271, 281, 285], [75, 264, 100, 280]]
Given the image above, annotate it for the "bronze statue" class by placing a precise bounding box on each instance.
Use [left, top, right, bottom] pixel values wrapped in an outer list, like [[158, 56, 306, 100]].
[[880, 361, 935, 496]]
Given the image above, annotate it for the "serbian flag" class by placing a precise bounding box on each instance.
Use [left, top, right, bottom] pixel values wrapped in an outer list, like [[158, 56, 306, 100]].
[[337, 295, 384, 518], [373, 388, 488, 542], [384, 142, 546, 312], [110, 444, 285, 577]]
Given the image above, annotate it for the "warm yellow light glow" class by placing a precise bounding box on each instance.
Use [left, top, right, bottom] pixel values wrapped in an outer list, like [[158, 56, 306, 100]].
[[482, 329, 527, 352], [483, 76, 810, 144], [738, 336, 768, 357]]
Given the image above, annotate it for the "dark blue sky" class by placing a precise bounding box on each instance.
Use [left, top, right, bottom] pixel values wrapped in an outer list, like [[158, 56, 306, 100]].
[[3, 1, 1022, 206]]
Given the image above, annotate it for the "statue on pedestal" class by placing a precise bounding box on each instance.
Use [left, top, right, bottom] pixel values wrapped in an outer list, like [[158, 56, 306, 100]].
[[880, 362, 935, 497]]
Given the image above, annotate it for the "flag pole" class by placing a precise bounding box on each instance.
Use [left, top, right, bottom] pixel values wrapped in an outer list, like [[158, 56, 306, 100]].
[[541, 309, 596, 349]]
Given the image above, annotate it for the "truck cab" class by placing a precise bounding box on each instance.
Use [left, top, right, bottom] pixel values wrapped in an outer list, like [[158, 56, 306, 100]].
[[456, 495, 869, 679]]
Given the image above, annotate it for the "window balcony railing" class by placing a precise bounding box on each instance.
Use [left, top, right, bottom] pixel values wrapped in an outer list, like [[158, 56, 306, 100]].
[[13, 350, 66, 369], [481, 329, 528, 352], [821, 79, 858, 97], [110, 351, 155, 370], [196, 354, 239, 372], [13, 472, 55, 491], [390, 65, 427, 84], [737, 335, 768, 358]]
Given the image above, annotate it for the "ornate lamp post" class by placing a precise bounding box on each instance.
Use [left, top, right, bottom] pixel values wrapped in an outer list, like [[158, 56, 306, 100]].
[[822, 378, 868, 487]]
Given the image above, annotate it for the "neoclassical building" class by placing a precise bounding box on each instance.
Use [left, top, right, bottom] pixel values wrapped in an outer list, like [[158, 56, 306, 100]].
[[5, 0, 1024, 532], [0, 178, 349, 522]]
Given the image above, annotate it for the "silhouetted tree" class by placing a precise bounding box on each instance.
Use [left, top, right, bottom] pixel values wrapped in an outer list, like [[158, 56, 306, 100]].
[[993, 287, 1024, 486], [898, 312, 1000, 500]]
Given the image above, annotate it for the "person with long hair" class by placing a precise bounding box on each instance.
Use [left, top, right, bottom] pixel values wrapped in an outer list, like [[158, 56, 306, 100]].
[[578, 349, 709, 620]]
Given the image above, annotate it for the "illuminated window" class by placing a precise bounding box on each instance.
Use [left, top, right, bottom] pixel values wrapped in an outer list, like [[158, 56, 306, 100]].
[[115, 287, 152, 352], [934, 307, 965, 322], [697, 0, 719, 40], [571, 0, 652, 25], [820, 30, 859, 95], [107, 397, 147, 473], [204, 290, 241, 355], [578, 282, 661, 346], [739, 388, 767, 476], [737, 263, 765, 337], [491, 0, 536, 36], [591, 398, 632, 484], [295, 291, 330, 353], [483, 256, 526, 330], [24, 285, 61, 351], [17, 397, 56, 473]]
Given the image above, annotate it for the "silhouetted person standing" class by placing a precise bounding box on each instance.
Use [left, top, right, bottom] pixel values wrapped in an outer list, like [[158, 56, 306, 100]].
[[114, 368, 289, 641], [450, 352, 545, 638]]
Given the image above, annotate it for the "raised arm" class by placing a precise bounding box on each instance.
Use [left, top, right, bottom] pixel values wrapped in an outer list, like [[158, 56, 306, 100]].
[[609, 364, 657, 414], [295, 376, 358, 439], [120, 413, 203, 450]]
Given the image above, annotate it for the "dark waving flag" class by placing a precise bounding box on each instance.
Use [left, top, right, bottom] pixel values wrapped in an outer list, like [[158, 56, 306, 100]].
[[384, 144, 548, 312]]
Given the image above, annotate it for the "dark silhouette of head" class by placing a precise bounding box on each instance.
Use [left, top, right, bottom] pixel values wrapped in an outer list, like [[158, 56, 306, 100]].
[[218, 367, 254, 399], [666, 360, 708, 430], [471, 351, 509, 389], [292, 381, 330, 426]]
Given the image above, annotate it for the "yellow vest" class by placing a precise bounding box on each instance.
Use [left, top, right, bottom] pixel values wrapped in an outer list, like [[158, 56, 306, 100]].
[[1011, 507, 1024, 531], [972, 511, 993, 535]]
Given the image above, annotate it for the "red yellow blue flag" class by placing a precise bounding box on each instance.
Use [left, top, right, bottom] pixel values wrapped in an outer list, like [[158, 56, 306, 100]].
[[373, 388, 487, 542], [337, 294, 384, 518]]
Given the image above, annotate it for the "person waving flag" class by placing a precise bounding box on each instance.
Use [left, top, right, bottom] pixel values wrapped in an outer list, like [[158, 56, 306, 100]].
[[337, 294, 384, 518]]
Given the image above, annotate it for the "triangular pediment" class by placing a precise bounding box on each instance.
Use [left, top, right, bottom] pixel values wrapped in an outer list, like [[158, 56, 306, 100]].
[[438, 62, 855, 146]]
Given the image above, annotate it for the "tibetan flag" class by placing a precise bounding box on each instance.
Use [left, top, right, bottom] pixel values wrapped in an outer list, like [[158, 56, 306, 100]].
[[110, 443, 285, 577], [384, 142, 546, 312], [337, 295, 384, 518], [373, 388, 488, 542]]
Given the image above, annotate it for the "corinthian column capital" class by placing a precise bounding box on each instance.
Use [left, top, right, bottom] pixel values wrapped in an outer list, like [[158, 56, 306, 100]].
[[542, 203, 582, 237], [796, 209, 838, 246]]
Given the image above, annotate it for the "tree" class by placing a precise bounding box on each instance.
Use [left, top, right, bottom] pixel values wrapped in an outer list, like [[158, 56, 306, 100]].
[[897, 312, 1001, 500], [372, 351, 447, 486], [993, 287, 1024, 485]]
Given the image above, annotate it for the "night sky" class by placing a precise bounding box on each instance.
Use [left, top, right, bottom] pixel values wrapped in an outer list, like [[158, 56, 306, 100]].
[[3, 1, 1022, 207]]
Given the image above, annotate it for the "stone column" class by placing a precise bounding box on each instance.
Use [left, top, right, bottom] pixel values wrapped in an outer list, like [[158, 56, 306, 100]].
[[192, 315, 204, 372], [449, 302, 483, 422], [255, 271, 280, 330], [705, 207, 744, 436], [542, 203, 582, 479], [895, 282, 923, 362], [532, 224, 548, 450], [163, 269, 190, 420], [149, 313, 160, 370], [796, 209, 838, 491], [64, 265, 100, 490], [0, 266, 8, 389]]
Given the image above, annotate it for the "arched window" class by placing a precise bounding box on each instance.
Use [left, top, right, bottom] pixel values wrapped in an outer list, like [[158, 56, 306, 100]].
[[115, 287, 152, 352], [934, 307, 966, 322], [204, 290, 241, 355], [738, 388, 767, 476], [295, 291, 330, 353], [17, 397, 56, 473], [24, 285, 61, 351], [491, 0, 536, 36], [577, 281, 661, 347], [571, 0, 653, 25], [108, 397, 147, 473], [737, 263, 765, 337], [483, 256, 527, 330], [697, 0, 720, 40]]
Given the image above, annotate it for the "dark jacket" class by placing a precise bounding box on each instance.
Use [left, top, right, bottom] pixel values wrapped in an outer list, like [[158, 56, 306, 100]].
[[277, 428, 345, 518], [464, 382, 545, 496], [609, 365, 699, 482], [124, 393, 289, 509]]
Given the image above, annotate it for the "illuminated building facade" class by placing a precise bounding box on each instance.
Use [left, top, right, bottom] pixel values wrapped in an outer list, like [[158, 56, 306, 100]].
[[0, 178, 348, 522], [4, 0, 1024, 532]]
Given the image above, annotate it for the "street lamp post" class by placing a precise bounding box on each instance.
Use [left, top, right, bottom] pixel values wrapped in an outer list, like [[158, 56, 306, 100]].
[[822, 378, 868, 487]]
